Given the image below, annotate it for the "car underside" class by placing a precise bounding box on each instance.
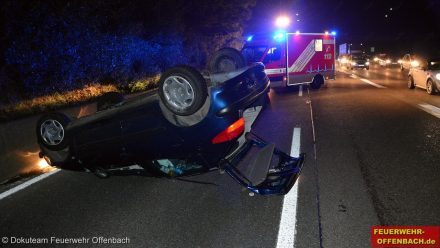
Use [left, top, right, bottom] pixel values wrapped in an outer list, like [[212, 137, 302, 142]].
[[37, 51, 305, 195]]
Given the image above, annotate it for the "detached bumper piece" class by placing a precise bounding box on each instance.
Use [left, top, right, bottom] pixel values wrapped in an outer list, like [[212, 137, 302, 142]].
[[224, 133, 305, 195]]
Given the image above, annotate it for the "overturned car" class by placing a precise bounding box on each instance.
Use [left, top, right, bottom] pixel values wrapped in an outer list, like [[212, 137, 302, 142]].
[[36, 49, 304, 195]]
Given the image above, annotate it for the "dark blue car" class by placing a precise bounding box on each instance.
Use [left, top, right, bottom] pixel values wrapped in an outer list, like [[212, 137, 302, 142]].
[[36, 62, 304, 195]]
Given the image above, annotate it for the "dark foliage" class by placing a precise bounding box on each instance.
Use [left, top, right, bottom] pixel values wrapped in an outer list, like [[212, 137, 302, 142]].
[[0, 0, 256, 104]]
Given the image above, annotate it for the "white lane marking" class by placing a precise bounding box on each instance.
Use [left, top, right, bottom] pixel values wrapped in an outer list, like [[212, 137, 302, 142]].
[[350, 74, 358, 79], [290, 128, 301, 157], [0, 169, 60, 201], [360, 78, 386, 88], [276, 127, 301, 248], [418, 103, 440, 119], [298, 85, 303, 97]]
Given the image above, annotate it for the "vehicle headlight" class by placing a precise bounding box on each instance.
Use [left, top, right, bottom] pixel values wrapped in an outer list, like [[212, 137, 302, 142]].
[[386, 59, 391, 64], [366, 62, 370, 65], [411, 60, 419, 67], [374, 57, 379, 61], [341, 58, 348, 64], [398, 59, 403, 64], [436, 73, 440, 81], [351, 62, 356, 65]]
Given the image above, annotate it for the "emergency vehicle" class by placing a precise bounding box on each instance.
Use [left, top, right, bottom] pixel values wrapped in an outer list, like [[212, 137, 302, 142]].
[[242, 32, 336, 89]]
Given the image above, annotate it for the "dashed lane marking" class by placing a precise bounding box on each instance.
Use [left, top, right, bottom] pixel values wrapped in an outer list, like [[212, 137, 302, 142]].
[[418, 103, 440, 119], [360, 78, 387, 89], [299, 85, 303, 97], [0, 169, 60, 201], [276, 127, 301, 248]]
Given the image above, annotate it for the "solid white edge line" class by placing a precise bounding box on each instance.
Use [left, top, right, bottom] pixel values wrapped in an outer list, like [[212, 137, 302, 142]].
[[299, 85, 303, 97], [418, 103, 440, 119], [0, 169, 60, 201], [276, 127, 301, 248], [360, 78, 386, 88]]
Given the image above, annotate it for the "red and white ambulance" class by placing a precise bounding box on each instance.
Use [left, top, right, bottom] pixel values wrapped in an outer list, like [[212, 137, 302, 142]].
[[242, 32, 336, 89]]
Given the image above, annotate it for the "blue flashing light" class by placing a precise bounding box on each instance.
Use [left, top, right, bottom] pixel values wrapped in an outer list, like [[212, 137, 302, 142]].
[[331, 31, 337, 36], [273, 32, 285, 41], [246, 35, 253, 42]]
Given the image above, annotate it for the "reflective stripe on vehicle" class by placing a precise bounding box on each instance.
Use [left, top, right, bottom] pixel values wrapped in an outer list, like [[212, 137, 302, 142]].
[[288, 40, 316, 73], [265, 68, 287, 75]]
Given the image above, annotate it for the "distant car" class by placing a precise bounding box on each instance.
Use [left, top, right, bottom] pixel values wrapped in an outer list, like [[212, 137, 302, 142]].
[[348, 55, 370, 70], [399, 54, 416, 71], [408, 58, 440, 95], [377, 54, 398, 67], [338, 55, 351, 67], [36, 57, 304, 196]]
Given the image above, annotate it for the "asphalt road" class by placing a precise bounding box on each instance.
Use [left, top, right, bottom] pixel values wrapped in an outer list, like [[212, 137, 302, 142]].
[[0, 64, 439, 248]]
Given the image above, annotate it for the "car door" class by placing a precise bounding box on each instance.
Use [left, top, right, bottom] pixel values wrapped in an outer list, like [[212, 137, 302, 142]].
[[73, 111, 123, 164], [119, 97, 184, 162], [412, 61, 428, 88], [262, 45, 286, 76]]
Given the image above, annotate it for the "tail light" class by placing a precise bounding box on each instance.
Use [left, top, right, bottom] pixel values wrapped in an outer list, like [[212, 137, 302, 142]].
[[212, 118, 245, 144]]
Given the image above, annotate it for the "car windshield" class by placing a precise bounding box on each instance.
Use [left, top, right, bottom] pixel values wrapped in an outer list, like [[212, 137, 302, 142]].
[[429, 61, 440, 70], [242, 46, 267, 63]]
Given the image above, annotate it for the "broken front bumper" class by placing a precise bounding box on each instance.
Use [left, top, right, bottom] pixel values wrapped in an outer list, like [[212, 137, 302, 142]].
[[223, 133, 305, 196]]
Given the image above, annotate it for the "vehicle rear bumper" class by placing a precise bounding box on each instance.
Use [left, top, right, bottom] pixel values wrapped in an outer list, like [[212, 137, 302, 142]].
[[222, 133, 305, 195]]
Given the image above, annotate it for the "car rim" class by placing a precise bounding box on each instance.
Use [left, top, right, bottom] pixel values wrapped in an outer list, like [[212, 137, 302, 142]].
[[218, 57, 236, 72], [427, 81, 433, 93], [40, 119, 64, 145], [163, 76, 195, 111]]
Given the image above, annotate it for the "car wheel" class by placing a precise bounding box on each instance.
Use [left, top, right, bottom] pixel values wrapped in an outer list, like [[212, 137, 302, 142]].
[[310, 74, 324, 89], [36, 112, 71, 151], [97, 92, 125, 111], [426, 79, 436, 95], [208, 47, 245, 73], [158, 65, 207, 116], [366, 67, 370, 70], [408, 76, 415, 89]]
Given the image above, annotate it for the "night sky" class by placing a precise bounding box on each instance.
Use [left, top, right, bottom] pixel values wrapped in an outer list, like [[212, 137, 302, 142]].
[[247, 0, 440, 55]]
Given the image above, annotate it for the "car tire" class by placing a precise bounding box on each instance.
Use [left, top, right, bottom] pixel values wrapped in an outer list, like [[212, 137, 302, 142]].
[[408, 76, 415, 89], [97, 92, 125, 111], [366, 67, 370, 70], [208, 47, 246, 73], [310, 74, 324, 89], [426, 79, 436, 95], [158, 65, 208, 116], [36, 112, 71, 151]]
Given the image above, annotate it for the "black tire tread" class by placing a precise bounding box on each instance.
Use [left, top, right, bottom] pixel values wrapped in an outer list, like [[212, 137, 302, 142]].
[[310, 74, 324, 89], [208, 47, 246, 73]]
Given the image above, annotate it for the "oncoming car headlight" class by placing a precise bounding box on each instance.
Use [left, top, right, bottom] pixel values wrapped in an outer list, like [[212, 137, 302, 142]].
[[436, 73, 440, 81], [386, 59, 391, 64], [411, 60, 420, 67], [366, 62, 370, 65]]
